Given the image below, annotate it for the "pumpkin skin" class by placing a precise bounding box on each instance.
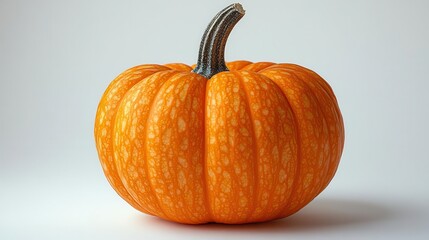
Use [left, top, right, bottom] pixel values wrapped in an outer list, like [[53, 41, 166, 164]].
[[94, 61, 344, 224], [94, 4, 344, 224]]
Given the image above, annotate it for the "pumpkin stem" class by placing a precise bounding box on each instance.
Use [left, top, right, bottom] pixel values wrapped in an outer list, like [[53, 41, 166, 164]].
[[192, 3, 245, 79]]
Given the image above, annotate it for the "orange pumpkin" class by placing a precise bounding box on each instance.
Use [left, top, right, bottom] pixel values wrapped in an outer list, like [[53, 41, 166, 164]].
[[94, 3, 344, 224]]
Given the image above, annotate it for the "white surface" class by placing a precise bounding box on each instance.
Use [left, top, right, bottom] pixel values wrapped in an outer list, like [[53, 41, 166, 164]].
[[1, 0, 429, 239]]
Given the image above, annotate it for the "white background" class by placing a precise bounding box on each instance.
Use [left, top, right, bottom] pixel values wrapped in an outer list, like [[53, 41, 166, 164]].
[[1, 0, 429, 239]]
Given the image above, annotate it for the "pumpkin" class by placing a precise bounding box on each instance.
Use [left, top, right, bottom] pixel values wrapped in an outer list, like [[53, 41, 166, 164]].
[[94, 3, 344, 224]]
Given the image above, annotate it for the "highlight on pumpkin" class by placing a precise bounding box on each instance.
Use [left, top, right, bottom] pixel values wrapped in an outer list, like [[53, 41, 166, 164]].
[[94, 3, 344, 224]]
